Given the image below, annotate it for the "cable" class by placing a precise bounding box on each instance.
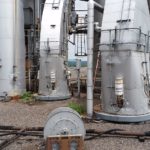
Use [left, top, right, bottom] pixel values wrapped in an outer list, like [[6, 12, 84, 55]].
[[85, 128, 150, 142], [85, 129, 125, 141], [0, 131, 43, 137]]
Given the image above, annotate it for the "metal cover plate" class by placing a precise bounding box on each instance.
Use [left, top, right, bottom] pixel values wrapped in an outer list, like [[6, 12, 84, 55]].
[[44, 107, 85, 139]]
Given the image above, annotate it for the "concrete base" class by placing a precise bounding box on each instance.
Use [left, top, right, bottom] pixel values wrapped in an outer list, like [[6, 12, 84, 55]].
[[95, 112, 150, 123], [36, 95, 71, 101]]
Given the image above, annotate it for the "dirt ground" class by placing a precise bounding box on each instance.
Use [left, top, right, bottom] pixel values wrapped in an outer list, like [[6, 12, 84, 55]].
[[0, 96, 150, 150]]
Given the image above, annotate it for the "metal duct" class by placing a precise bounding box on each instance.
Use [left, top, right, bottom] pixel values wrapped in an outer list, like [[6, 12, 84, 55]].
[[96, 0, 150, 122], [0, 0, 25, 97], [38, 0, 71, 100]]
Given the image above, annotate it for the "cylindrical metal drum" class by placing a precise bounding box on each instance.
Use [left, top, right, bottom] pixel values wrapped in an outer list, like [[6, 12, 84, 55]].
[[0, 0, 25, 97]]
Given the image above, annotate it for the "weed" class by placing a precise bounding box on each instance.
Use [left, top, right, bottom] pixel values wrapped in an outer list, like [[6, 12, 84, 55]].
[[20, 92, 33, 103], [68, 101, 85, 115]]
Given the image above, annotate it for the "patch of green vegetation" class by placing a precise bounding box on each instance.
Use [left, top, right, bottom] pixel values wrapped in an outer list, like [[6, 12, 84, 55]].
[[20, 92, 33, 103], [68, 101, 85, 115]]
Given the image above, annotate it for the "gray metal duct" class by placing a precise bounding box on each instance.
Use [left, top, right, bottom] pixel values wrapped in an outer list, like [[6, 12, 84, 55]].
[[37, 0, 71, 100], [96, 0, 150, 122]]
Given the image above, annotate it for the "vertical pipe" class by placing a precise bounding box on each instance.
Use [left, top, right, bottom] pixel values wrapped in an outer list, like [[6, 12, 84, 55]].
[[87, 0, 103, 118], [13, 0, 17, 82], [36, 0, 40, 19], [33, 0, 36, 52], [33, 0, 37, 92], [127, 0, 131, 21], [118, 0, 125, 41], [39, 0, 42, 22], [76, 59, 81, 98], [77, 69, 80, 97], [87, 0, 94, 118]]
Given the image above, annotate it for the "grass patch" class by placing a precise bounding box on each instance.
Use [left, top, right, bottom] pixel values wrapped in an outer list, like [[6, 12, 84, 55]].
[[68, 101, 85, 115], [20, 92, 33, 103]]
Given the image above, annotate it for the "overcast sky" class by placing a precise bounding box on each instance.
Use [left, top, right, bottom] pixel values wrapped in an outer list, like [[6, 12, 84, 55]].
[[68, 0, 87, 60]]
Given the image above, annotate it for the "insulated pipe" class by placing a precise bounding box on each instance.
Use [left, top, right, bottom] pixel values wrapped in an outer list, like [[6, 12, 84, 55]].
[[87, 0, 103, 118]]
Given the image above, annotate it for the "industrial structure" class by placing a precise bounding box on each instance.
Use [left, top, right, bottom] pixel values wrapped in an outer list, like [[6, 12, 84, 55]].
[[86, 0, 150, 122], [0, 0, 25, 97], [95, 0, 150, 122], [0, 0, 150, 123], [38, 0, 72, 100]]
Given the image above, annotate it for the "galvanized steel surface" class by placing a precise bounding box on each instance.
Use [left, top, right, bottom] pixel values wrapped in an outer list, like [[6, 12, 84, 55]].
[[44, 107, 85, 139], [0, 0, 25, 97], [99, 0, 150, 120], [38, 0, 70, 100]]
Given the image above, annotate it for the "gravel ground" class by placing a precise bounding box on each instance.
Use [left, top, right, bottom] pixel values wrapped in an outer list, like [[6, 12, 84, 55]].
[[85, 122, 150, 150], [0, 98, 150, 150]]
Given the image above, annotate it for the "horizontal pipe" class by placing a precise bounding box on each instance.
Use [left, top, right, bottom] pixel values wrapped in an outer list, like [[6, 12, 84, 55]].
[[76, 25, 87, 30]]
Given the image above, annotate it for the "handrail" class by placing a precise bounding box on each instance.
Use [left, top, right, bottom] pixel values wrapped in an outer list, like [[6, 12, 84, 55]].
[[98, 27, 150, 52]]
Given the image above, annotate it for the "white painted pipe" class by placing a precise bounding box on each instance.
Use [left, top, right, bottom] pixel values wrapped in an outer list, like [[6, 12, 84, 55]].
[[87, 0, 94, 118], [87, 0, 103, 118]]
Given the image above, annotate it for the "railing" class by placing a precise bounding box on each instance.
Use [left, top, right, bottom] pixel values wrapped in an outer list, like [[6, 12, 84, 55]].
[[99, 27, 150, 53], [99, 27, 150, 97], [40, 40, 67, 56]]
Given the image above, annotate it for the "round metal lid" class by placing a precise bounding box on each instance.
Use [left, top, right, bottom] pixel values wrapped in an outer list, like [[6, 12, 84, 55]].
[[44, 107, 85, 139]]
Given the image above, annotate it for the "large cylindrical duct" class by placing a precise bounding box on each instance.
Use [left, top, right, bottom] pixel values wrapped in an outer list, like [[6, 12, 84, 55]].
[[0, 0, 25, 97], [38, 0, 71, 100], [96, 0, 150, 122]]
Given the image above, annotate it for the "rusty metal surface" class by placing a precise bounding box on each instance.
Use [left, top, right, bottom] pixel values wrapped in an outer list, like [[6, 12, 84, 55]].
[[46, 135, 84, 150]]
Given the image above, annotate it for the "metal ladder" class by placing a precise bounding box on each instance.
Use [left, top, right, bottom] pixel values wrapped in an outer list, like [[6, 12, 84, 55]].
[[75, 33, 87, 56], [93, 51, 101, 99], [75, 16, 87, 56]]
